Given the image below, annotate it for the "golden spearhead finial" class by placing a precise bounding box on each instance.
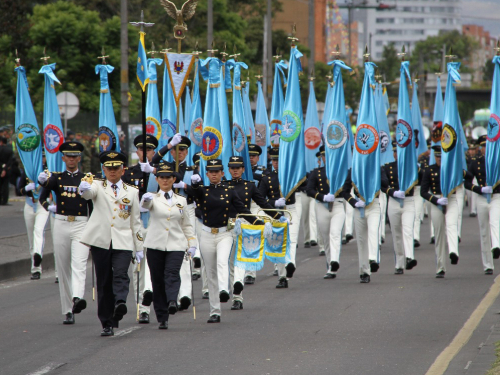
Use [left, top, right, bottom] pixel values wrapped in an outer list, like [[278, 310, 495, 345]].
[[414, 73, 419, 83], [15, 49, 21, 66], [374, 69, 382, 82], [161, 39, 172, 54], [229, 44, 240, 61], [273, 48, 282, 62], [363, 45, 370, 62], [309, 69, 315, 81], [288, 23, 299, 46], [148, 41, 159, 57], [98, 47, 109, 64], [331, 44, 341, 57], [445, 46, 456, 62], [40, 47, 50, 65], [397, 45, 406, 61], [207, 40, 218, 56]]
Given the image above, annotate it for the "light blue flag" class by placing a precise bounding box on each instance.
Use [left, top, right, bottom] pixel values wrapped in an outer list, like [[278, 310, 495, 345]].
[[254, 81, 270, 167], [395, 61, 418, 193], [39, 63, 65, 173], [15, 65, 44, 198], [440, 62, 464, 197], [184, 84, 192, 137], [304, 81, 321, 172], [270, 61, 288, 147], [136, 32, 150, 91], [345, 105, 354, 147], [242, 82, 255, 142], [383, 86, 390, 115], [234, 224, 266, 271], [96, 64, 120, 152], [430, 75, 444, 165], [161, 62, 177, 160], [187, 62, 203, 167], [375, 83, 394, 165], [145, 58, 162, 143], [323, 59, 352, 196], [486, 55, 500, 194], [279, 47, 306, 199], [321, 80, 332, 135], [352, 62, 381, 207], [411, 80, 428, 158], [178, 97, 185, 136]]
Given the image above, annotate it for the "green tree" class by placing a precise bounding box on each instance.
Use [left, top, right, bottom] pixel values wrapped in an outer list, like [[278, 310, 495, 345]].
[[374, 43, 399, 83]]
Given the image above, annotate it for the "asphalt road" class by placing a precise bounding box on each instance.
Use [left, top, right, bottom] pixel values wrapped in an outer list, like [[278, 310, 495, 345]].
[[0, 206, 499, 375]]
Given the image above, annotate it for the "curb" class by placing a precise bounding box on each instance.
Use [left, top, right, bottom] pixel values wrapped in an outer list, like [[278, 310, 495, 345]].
[[0, 255, 56, 282]]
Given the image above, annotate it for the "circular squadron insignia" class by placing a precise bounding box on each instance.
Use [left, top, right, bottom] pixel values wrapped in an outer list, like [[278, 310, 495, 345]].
[[98, 126, 116, 152], [305, 127, 322, 150], [190, 118, 203, 147], [487, 114, 500, 142], [325, 120, 348, 150], [201, 126, 223, 160], [355, 124, 379, 155], [146, 117, 161, 140], [270, 119, 282, 146], [280, 110, 302, 142], [43, 124, 64, 154], [379, 130, 390, 154], [232, 123, 246, 153], [16, 123, 41, 152], [431, 121, 443, 143], [162, 118, 176, 140], [441, 124, 457, 152], [395, 119, 413, 148]]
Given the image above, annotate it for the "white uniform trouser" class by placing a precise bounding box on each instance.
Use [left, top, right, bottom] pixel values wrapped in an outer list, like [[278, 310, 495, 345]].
[[316, 200, 345, 272], [467, 179, 478, 215], [301, 194, 317, 243], [178, 203, 196, 303], [413, 186, 424, 242], [430, 194, 459, 273], [343, 199, 354, 239], [131, 222, 152, 314], [456, 184, 465, 238], [353, 198, 380, 275], [195, 219, 209, 294], [200, 230, 233, 316], [53, 218, 89, 315], [476, 194, 500, 270], [387, 196, 415, 269], [229, 230, 246, 303], [49, 214, 58, 278], [278, 203, 300, 278], [24, 201, 49, 274], [379, 193, 387, 243]]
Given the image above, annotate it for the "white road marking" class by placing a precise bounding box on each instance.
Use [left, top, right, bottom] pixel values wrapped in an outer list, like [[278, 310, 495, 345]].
[[114, 326, 142, 337], [26, 362, 65, 375], [0, 280, 32, 290], [301, 258, 311, 263]]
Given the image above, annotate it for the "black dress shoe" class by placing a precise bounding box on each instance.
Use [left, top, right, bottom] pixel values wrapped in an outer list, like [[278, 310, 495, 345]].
[[285, 263, 296, 278], [272, 269, 278, 276], [219, 291, 230, 303], [72, 297, 87, 314], [138, 312, 150, 323], [492, 248, 500, 260], [341, 239, 347, 245], [304, 241, 311, 248], [424, 213, 429, 218], [159, 321, 168, 329], [485, 269, 494, 275], [30, 272, 41, 280], [323, 273, 337, 279], [470, 212, 477, 217], [207, 314, 221, 323], [202, 292, 209, 299], [179, 296, 191, 311], [394, 268, 404, 275], [276, 278, 288, 288], [360, 274, 371, 283], [141, 290, 153, 307], [369, 260, 379, 273], [113, 302, 127, 321], [381, 238, 385, 244], [345, 234, 354, 243], [414, 239, 420, 248], [450, 253, 459, 265], [311, 240, 318, 246], [405, 258, 417, 270], [430, 237, 435, 244], [330, 261, 340, 272], [63, 312, 75, 325], [167, 301, 178, 315], [192, 273, 201, 281], [319, 250, 325, 256], [101, 327, 114, 336], [233, 281, 244, 295], [33, 253, 42, 267], [55, 277, 59, 283], [193, 257, 201, 268], [244, 276, 255, 285], [458, 237, 461, 243], [436, 270, 445, 278], [231, 301, 243, 310]]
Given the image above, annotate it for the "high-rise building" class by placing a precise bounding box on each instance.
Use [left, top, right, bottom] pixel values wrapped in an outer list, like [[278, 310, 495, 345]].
[[462, 24, 497, 82]]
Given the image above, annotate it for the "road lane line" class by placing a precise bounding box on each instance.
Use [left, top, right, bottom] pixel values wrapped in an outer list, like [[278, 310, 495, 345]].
[[425, 275, 500, 375], [114, 326, 142, 337], [26, 362, 65, 375]]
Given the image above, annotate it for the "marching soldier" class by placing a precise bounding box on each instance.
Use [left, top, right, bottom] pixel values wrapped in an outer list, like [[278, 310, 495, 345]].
[[38, 142, 92, 324], [78, 151, 144, 336], [465, 140, 478, 217], [414, 144, 431, 248]]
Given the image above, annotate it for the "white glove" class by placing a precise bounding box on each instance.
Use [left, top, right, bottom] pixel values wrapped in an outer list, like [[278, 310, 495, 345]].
[[482, 186, 493, 194], [279, 216, 290, 224], [173, 182, 186, 189], [78, 181, 91, 193], [355, 200, 366, 208], [48, 204, 57, 213], [169, 133, 182, 147], [142, 192, 154, 202], [191, 174, 202, 184], [393, 190, 406, 199], [139, 206, 149, 213], [275, 197, 286, 207], [135, 250, 144, 264], [25, 182, 36, 192], [437, 197, 448, 206], [187, 247, 196, 257], [38, 171, 49, 184], [323, 193, 335, 203], [139, 162, 154, 173]]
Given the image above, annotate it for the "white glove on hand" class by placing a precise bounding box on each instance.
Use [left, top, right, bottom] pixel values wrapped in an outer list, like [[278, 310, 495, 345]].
[[355, 200, 366, 208], [279, 216, 290, 224], [139, 206, 149, 213], [191, 174, 202, 184], [169, 133, 182, 147], [78, 181, 91, 193], [139, 162, 154, 173], [173, 182, 185, 189], [48, 204, 57, 213], [393, 190, 406, 199], [25, 182, 36, 192], [437, 197, 448, 206], [482, 186, 493, 194], [187, 247, 196, 257], [135, 250, 144, 264], [323, 193, 335, 203], [275, 197, 286, 207], [142, 192, 154, 202], [38, 171, 49, 184]]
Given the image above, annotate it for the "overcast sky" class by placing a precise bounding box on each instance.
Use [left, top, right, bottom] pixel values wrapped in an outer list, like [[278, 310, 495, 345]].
[[461, 0, 500, 38]]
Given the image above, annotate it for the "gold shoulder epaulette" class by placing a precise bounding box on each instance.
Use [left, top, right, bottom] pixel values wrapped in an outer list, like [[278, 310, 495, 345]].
[[124, 182, 138, 189], [94, 177, 104, 181]]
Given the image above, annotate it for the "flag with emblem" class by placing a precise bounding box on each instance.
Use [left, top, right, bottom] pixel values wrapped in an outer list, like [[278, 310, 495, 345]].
[[440, 62, 465, 197], [395, 61, 418, 194], [234, 223, 266, 271], [411, 80, 428, 158], [486, 54, 500, 192], [96, 64, 120, 152], [352, 61, 380, 207], [255, 81, 270, 167], [304, 80, 321, 172], [279, 46, 306, 199], [146, 58, 162, 143], [165, 53, 195, 106], [430, 75, 444, 165], [323, 59, 352, 196], [264, 222, 291, 264], [270, 60, 288, 147], [39, 63, 65, 173], [160, 59, 177, 156], [15, 64, 44, 197], [136, 32, 149, 91], [187, 61, 203, 167], [184, 83, 192, 138], [375, 83, 394, 165], [242, 82, 255, 143]]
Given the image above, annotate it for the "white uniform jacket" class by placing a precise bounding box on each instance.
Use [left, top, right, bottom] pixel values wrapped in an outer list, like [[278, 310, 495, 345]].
[[141, 192, 198, 251], [80, 179, 143, 252]]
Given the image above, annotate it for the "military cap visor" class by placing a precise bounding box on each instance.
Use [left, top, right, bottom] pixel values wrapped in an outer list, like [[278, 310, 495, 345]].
[[193, 153, 201, 165], [206, 159, 224, 170], [134, 134, 159, 149], [155, 162, 176, 177], [168, 136, 191, 149], [269, 148, 279, 160], [478, 135, 487, 146], [59, 141, 84, 156], [248, 144, 262, 155], [100, 151, 127, 167], [431, 145, 442, 156]]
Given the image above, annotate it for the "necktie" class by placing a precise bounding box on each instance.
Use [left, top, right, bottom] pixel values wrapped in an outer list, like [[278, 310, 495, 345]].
[[164, 192, 171, 202], [111, 184, 118, 197]]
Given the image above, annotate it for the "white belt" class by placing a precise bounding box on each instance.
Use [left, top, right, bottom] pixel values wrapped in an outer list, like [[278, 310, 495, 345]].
[[202, 225, 229, 234], [55, 214, 88, 222]]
